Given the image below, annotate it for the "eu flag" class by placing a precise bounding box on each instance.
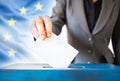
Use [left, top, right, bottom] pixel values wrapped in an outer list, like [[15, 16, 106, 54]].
[[0, 0, 55, 66]]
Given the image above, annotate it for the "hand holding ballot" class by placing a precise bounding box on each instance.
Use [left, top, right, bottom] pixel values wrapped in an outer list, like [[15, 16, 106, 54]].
[[31, 16, 78, 67], [31, 16, 52, 40]]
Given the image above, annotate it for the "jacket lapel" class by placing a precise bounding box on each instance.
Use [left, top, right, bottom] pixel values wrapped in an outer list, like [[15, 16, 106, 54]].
[[74, 0, 91, 36], [92, 0, 115, 35]]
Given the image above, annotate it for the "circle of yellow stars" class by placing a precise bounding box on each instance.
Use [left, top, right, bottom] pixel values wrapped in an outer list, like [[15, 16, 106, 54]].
[[5, 2, 43, 57]]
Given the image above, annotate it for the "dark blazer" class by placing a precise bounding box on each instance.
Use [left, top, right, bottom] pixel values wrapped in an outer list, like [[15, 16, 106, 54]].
[[51, 0, 120, 65]]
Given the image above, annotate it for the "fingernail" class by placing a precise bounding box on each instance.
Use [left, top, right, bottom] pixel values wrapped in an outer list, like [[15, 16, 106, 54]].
[[47, 32, 51, 37], [40, 35, 45, 40]]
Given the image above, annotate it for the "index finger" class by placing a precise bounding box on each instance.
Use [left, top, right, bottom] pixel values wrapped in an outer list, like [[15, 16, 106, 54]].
[[43, 16, 52, 37], [36, 16, 47, 40]]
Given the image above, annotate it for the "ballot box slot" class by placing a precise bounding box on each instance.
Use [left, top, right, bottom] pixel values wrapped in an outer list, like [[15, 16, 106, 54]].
[[68, 66, 85, 68], [43, 66, 52, 68]]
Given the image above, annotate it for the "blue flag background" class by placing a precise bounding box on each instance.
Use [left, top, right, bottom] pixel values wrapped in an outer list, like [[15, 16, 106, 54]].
[[0, 0, 56, 66]]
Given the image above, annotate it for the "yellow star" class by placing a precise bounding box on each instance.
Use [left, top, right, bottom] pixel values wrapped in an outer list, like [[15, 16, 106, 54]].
[[8, 49, 16, 57], [3, 33, 12, 41], [20, 7, 27, 14], [35, 3, 43, 11], [8, 18, 16, 26]]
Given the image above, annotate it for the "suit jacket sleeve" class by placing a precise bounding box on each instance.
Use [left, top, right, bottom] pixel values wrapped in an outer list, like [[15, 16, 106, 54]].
[[51, 0, 66, 35], [112, 9, 120, 65]]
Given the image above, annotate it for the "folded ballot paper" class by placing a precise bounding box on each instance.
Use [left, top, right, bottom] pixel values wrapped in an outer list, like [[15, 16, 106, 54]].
[[34, 33, 78, 68]]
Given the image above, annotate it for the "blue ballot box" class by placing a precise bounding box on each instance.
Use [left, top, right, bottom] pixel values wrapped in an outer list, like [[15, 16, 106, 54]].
[[0, 63, 120, 81]]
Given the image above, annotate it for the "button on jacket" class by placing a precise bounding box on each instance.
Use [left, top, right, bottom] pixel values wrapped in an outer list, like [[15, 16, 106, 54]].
[[51, 0, 120, 65]]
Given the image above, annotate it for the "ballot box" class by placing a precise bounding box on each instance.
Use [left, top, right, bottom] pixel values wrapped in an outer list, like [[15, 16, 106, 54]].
[[0, 63, 120, 81]]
